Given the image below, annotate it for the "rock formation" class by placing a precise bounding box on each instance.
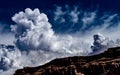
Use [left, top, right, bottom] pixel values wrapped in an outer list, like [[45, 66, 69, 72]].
[[14, 47, 120, 75]]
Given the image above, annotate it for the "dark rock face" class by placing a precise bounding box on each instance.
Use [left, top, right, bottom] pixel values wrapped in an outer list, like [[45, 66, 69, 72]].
[[14, 47, 120, 75]]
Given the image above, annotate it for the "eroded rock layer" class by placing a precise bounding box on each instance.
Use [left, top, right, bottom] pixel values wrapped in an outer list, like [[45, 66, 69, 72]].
[[14, 47, 120, 75]]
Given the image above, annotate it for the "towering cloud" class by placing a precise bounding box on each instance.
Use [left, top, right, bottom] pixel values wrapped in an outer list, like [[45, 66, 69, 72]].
[[90, 33, 108, 54], [11, 8, 91, 54], [11, 8, 54, 51], [90, 33, 120, 55]]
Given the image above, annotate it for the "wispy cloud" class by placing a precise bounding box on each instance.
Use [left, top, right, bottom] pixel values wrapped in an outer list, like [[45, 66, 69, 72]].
[[81, 11, 96, 29], [53, 5, 80, 24], [54, 6, 66, 23], [69, 6, 80, 23]]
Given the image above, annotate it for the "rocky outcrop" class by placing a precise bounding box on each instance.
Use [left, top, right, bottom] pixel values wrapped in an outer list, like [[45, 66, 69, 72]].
[[14, 47, 120, 75]]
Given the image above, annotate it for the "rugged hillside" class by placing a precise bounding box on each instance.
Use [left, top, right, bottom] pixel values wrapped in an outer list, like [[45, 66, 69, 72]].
[[14, 47, 120, 75]]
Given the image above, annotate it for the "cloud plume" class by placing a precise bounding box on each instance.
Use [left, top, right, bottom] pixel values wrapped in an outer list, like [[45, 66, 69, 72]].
[[11, 8, 91, 54], [11, 8, 54, 51]]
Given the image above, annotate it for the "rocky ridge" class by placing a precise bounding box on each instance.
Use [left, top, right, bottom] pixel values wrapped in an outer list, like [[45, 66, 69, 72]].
[[14, 47, 120, 75]]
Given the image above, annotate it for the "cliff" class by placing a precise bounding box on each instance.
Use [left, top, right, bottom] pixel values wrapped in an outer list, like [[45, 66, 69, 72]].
[[14, 47, 120, 75]]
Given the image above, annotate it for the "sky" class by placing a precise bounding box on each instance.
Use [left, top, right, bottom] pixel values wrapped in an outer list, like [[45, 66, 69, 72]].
[[0, 0, 120, 43], [1, 0, 120, 75], [0, 0, 120, 34]]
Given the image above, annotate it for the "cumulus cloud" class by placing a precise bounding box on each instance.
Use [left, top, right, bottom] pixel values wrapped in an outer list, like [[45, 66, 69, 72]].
[[10, 7, 120, 61], [0, 45, 21, 71], [11, 8, 91, 54], [11, 8, 54, 51], [0, 44, 60, 75], [90, 33, 108, 55], [0, 42, 90, 75], [90, 33, 120, 55]]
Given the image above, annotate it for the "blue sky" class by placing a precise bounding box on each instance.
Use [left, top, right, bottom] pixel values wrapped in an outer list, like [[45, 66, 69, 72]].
[[0, 0, 120, 33], [0, 0, 120, 52], [0, 0, 120, 45]]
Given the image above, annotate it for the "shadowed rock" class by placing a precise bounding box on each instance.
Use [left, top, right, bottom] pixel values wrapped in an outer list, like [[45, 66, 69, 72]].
[[14, 47, 120, 75]]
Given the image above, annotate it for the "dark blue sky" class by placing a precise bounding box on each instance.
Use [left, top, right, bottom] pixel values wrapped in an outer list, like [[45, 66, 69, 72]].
[[0, 0, 120, 33], [0, 0, 120, 22]]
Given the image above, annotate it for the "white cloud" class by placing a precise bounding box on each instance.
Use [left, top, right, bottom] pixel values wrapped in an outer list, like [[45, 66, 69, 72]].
[[54, 6, 65, 23], [81, 12, 96, 29], [0, 45, 22, 71], [53, 5, 80, 24], [100, 14, 118, 31], [0, 45, 58, 75], [11, 8, 54, 51], [69, 7, 80, 23], [11, 8, 91, 55]]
